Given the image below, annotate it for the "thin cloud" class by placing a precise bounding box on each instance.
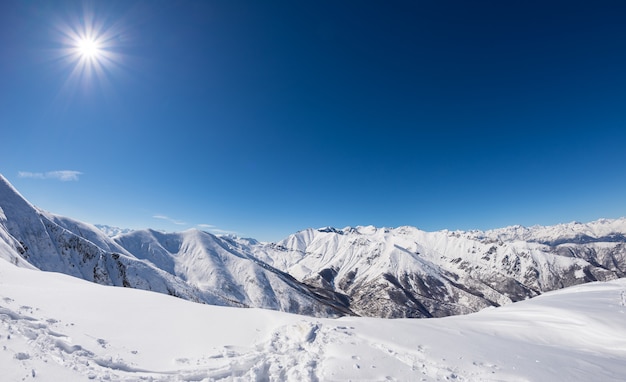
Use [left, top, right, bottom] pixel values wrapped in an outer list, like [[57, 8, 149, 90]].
[[196, 224, 237, 236], [18, 170, 82, 181], [153, 215, 187, 226], [208, 228, 238, 235]]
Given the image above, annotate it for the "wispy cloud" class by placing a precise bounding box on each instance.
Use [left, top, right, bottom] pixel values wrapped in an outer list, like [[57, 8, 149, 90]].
[[197, 224, 237, 235], [18, 170, 83, 181], [210, 228, 238, 235], [153, 215, 187, 225], [151, 219, 235, 235]]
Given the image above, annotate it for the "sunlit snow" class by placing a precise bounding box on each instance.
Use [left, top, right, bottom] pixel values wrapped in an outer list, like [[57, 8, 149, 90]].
[[1, 259, 625, 381]]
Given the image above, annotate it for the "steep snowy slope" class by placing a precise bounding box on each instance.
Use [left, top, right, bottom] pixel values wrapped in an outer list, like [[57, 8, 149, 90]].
[[0, 175, 349, 317], [0, 175, 207, 303], [113, 229, 352, 316], [1, 257, 625, 381], [252, 223, 625, 318]]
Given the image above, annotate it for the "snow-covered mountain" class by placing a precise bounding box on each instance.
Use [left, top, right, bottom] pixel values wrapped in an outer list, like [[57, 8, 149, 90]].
[[112, 228, 352, 316], [1, 256, 625, 381], [0, 175, 210, 303], [0, 175, 349, 317], [94, 224, 134, 237], [1, 173, 625, 319], [476, 219, 626, 245], [249, 222, 626, 318]]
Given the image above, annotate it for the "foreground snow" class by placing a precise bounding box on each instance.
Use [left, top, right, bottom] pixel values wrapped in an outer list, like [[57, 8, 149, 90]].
[[1, 259, 625, 381]]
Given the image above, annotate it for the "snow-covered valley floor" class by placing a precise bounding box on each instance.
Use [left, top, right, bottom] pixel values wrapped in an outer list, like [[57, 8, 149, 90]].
[[1, 259, 625, 381]]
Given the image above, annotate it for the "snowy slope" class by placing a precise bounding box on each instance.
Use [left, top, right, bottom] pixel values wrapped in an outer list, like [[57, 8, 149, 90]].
[[113, 228, 352, 316], [0, 175, 349, 317], [252, 224, 625, 318], [1, 257, 625, 381], [0, 175, 210, 304]]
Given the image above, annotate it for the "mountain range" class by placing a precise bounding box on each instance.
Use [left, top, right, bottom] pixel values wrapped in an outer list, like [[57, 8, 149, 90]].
[[1, 174, 624, 318]]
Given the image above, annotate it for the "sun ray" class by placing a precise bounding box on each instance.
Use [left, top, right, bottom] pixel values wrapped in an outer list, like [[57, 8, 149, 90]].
[[40, 4, 135, 112], [47, 3, 131, 103]]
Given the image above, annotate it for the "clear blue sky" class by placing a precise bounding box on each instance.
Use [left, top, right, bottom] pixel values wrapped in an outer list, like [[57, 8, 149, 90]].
[[1, 0, 625, 241]]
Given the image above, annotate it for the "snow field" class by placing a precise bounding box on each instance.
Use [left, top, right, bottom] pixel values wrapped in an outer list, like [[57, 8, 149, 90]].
[[2, 258, 626, 381]]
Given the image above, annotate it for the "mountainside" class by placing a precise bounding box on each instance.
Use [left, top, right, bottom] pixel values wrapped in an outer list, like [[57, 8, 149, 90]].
[[0, 175, 349, 317], [0, 175, 208, 303], [249, 222, 626, 318], [1, 173, 625, 319], [113, 229, 352, 316]]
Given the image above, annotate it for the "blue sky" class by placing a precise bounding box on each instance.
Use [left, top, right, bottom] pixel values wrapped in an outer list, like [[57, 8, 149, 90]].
[[1, 1, 625, 241]]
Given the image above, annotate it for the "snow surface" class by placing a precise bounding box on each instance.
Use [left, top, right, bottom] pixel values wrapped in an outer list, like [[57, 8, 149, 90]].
[[1, 257, 625, 381]]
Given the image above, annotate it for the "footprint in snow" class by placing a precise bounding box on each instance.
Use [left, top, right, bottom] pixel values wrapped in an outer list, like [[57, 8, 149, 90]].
[[97, 338, 108, 348]]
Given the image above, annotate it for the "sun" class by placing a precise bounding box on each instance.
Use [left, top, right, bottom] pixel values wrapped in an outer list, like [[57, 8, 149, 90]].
[[46, 3, 135, 102], [51, 5, 126, 89], [65, 31, 111, 80], [76, 37, 102, 59]]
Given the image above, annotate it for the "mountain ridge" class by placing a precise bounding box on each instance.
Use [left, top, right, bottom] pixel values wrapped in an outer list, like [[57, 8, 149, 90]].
[[1, 173, 625, 318], [247, 220, 626, 317], [0, 174, 351, 317]]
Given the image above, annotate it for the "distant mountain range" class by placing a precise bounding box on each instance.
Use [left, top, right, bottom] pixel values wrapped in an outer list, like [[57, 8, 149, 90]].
[[1, 174, 624, 318], [94, 224, 135, 237]]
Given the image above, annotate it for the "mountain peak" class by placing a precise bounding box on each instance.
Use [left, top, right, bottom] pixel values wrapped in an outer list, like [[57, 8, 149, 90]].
[[0, 174, 38, 217]]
